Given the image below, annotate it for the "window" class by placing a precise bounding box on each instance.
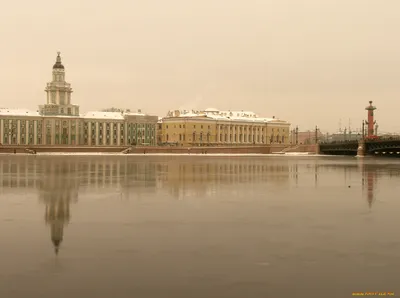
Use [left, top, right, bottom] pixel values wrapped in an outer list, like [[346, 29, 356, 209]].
[[68, 108, 72, 115], [60, 108, 64, 114]]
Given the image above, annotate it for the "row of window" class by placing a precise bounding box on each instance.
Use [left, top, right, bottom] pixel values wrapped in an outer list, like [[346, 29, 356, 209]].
[[165, 133, 286, 144], [165, 124, 285, 132]]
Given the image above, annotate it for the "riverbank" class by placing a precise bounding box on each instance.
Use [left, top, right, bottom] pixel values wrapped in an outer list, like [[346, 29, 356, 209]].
[[0, 144, 319, 155]]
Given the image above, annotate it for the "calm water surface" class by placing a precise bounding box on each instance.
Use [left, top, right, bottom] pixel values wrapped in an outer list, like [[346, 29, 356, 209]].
[[0, 155, 399, 298]]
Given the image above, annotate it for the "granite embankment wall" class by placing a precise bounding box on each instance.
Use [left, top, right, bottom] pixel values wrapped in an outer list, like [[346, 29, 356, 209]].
[[0, 144, 318, 154], [0, 146, 126, 154], [284, 144, 319, 153]]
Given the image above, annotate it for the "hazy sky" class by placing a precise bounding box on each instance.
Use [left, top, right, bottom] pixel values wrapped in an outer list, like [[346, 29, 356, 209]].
[[1, 0, 399, 132]]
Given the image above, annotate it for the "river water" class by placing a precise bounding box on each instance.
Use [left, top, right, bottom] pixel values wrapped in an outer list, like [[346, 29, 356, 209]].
[[0, 154, 399, 298]]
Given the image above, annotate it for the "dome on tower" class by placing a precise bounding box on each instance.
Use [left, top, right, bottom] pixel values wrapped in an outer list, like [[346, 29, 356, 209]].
[[53, 52, 64, 69]]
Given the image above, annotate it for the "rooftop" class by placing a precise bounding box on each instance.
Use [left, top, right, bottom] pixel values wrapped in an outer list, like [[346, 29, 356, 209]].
[[164, 108, 288, 124], [0, 108, 40, 117], [0, 108, 155, 120]]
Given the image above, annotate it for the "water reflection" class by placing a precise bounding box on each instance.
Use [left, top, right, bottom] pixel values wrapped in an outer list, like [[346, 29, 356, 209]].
[[1, 156, 399, 255], [38, 159, 79, 254]]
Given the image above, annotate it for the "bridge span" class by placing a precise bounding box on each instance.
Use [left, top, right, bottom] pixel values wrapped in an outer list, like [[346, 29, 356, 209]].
[[319, 138, 400, 157]]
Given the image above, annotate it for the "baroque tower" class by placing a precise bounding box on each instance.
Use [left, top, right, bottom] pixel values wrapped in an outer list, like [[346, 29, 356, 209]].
[[39, 52, 80, 116]]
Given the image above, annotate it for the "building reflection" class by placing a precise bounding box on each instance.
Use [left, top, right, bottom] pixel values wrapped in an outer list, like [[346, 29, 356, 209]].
[[157, 158, 290, 199], [358, 161, 378, 209], [37, 158, 79, 254], [9, 156, 400, 251]]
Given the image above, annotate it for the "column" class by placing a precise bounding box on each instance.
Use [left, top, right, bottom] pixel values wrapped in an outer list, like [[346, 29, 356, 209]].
[[56, 90, 60, 105], [0, 119, 3, 144], [25, 120, 29, 145], [33, 120, 37, 145], [96, 122, 99, 146], [117, 123, 121, 146], [52, 119, 56, 145], [88, 122, 92, 146], [103, 123, 106, 146], [110, 123, 114, 146]]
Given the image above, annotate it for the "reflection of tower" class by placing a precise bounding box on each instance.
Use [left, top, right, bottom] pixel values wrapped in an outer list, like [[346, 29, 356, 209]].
[[365, 101, 377, 138], [359, 161, 377, 209], [39, 159, 79, 255], [365, 170, 377, 209], [45, 195, 70, 254]]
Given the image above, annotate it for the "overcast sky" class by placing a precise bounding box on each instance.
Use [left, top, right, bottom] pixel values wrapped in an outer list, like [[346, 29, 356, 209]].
[[1, 0, 399, 132]]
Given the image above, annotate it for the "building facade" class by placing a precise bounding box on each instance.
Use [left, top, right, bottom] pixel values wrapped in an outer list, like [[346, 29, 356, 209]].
[[0, 53, 158, 146], [159, 108, 290, 146]]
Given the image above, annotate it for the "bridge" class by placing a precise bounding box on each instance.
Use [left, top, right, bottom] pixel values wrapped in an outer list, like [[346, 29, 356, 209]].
[[319, 138, 400, 157]]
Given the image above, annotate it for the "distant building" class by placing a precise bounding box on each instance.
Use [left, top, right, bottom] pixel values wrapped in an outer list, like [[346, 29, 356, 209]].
[[159, 108, 290, 146], [329, 130, 362, 142], [295, 130, 325, 144], [0, 52, 158, 146]]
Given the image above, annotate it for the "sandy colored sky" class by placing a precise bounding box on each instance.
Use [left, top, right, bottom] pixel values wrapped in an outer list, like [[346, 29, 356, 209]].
[[0, 0, 399, 133]]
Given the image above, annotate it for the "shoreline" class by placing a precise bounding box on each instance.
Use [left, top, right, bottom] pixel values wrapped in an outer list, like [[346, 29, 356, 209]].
[[0, 152, 318, 157], [0, 144, 319, 155]]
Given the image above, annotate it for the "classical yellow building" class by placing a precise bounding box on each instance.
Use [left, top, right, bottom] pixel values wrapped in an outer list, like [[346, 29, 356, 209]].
[[159, 108, 290, 146]]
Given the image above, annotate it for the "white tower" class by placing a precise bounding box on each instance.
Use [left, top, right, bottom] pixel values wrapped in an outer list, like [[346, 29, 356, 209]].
[[39, 52, 80, 116]]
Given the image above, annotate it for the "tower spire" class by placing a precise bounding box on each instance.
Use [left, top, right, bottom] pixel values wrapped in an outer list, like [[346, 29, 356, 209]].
[[53, 52, 64, 69]]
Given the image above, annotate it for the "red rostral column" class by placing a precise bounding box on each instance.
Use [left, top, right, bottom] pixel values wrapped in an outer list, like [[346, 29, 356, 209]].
[[365, 101, 376, 138]]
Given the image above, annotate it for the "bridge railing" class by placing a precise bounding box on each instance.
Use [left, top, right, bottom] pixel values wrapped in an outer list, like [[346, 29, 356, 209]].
[[366, 136, 400, 142], [319, 140, 359, 145]]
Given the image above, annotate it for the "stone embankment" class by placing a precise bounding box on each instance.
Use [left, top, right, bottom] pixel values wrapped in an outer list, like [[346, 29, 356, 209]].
[[0, 144, 319, 154]]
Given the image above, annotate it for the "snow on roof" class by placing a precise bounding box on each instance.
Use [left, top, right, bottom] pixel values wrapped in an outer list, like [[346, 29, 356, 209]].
[[204, 108, 219, 112], [0, 108, 40, 117], [164, 108, 289, 124], [124, 112, 146, 116], [82, 111, 124, 120]]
